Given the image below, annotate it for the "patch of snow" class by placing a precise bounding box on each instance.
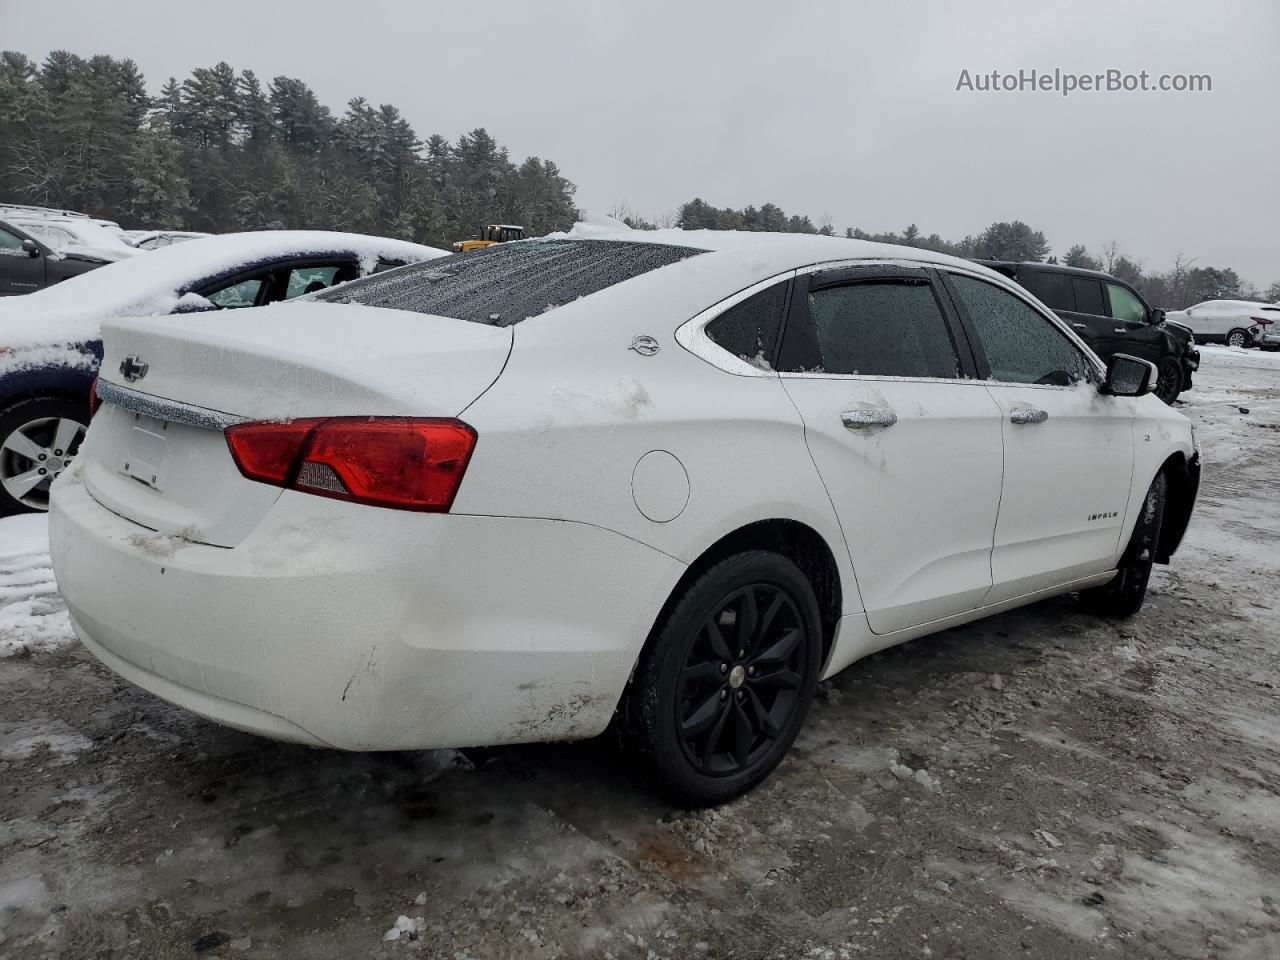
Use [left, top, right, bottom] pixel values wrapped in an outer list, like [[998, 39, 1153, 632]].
[[382, 914, 425, 941], [0, 514, 76, 657]]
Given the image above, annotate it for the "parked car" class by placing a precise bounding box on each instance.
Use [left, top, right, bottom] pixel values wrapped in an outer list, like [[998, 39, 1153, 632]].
[[4, 214, 138, 263], [0, 218, 113, 295], [123, 230, 212, 251], [975, 260, 1199, 404], [0, 231, 445, 515], [49, 231, 1200, 804], [1164, 300, 1279, 348]]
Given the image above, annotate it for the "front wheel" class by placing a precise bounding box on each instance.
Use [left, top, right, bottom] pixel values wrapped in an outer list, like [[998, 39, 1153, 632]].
[[620, 551, 823, 806], [0, 395, 89, 516], [1080, 472, 1167, 618], [1226, 329, 1250, 348], [1155, 357, 1183, 405]]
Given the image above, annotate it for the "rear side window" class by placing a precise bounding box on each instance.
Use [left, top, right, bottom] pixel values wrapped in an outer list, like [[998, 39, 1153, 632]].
[[783, 279, 961, 378], [948, 274, 1097, 385], [705, 282, 788, 370], [1020, 270, 1075, 312], [1071, 278, 1106, 315], [315, 239, 705, 326]]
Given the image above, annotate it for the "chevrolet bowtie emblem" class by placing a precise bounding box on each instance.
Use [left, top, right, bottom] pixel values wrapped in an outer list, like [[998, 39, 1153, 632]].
[[119, 355, 149, 382]]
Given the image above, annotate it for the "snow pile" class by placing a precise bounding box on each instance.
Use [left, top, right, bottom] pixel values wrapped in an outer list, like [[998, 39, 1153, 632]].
[[0, 514, 76, 657], [0, 231, 446, 351]]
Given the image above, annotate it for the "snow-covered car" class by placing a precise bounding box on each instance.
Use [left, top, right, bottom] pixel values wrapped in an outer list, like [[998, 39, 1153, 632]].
[[1166, 300, 1280, 348], [123, 230, 212, 251], [48, 229, 1200, 804], [5, 214, 138, 263], [0, 231, 445, 514]]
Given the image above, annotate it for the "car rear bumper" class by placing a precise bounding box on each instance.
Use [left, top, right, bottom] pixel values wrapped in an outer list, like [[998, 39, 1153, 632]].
[[50, 470, 684, 750]]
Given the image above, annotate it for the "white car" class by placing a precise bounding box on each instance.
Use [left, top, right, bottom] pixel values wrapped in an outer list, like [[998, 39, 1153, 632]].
[[49, 230, 1200, 804], [6, 215, 139, 263], [1165, 299, 1280, 348]]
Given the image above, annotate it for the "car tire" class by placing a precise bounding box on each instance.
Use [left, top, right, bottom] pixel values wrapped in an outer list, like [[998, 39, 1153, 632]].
[[1080, 472, 1167, 619], [619, 550, 823, 806], [1155, 358, 1183, 405], [0, 395, 89, 516], [1226, 329, 1250, 348]]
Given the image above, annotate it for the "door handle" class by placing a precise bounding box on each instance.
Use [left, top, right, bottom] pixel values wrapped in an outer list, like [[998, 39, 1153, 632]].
[[1071, 322, 1087, 329], [1009, 407, 1049, 425], [841, 408, 898, 430], [1113, 328, 1128, 334]]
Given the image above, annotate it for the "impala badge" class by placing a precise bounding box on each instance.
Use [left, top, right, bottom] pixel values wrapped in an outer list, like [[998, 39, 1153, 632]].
[[119, 355, 149, 382], [629, 335, 660, 357]]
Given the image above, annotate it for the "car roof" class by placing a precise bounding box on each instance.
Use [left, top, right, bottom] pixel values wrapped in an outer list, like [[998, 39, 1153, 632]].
[[556, 223, 1000, 277], [974, 259, 1123, 284]]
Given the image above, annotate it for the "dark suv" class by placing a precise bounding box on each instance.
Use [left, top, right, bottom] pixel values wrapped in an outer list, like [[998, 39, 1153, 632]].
[[0, 219, 109, 294], [975, 260, 1198, 404]]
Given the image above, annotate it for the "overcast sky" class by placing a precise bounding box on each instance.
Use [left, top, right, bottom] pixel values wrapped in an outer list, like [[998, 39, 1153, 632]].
[[4, 0, 1277, 286]]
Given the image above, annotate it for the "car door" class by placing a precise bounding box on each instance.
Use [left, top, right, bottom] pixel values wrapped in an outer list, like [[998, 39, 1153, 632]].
[[1101, 281, 1164, 365], [777, 264, 1004, 634], [940, 269, 1135, 604], [0, 223, 47, 295]]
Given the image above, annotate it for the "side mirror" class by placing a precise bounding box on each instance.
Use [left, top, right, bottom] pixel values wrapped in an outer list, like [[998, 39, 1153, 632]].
[[21, 238, 40, 258], [1148, 307, 1165, 326], [172, 293, 218, 314], [1101, 353, 1158, 397]]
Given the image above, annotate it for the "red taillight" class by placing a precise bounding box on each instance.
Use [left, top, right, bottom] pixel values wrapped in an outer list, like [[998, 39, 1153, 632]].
[[88, 378, 101, 418], [1251, 316, 1274, 326], [225, 417, 477, 512]]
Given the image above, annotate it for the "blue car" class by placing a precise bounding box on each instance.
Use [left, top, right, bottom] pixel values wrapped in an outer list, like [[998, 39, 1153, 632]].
[[0, 231, 444, 514]]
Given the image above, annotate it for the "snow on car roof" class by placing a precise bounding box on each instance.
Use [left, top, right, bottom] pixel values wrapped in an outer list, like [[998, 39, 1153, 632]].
[[0, 231, 446, 351], [551, 217, 992, 276]]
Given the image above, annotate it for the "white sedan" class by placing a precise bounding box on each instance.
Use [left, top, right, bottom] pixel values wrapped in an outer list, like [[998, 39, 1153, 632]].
[[49, 230, 1200, 804]]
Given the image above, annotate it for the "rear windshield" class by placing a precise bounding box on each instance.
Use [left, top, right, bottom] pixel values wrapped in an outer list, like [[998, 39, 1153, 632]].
[[313, 238, 705, 326]]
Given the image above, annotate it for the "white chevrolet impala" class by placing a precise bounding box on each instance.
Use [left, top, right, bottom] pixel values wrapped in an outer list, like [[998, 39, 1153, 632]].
[[49, 230, 1200, 804]]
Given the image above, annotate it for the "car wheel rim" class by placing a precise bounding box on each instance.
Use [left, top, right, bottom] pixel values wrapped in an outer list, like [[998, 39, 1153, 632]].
[[1158, 364, 1179, 400], [0, 416, 86, 510], [1229, 333, 1245, 347], [676, 583, 808, 777]]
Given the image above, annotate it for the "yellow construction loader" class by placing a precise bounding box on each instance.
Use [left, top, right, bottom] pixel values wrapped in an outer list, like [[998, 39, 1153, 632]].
[[452, 224, 524, 253]]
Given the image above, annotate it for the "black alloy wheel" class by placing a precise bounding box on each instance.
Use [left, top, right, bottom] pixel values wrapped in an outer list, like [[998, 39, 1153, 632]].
[[620, 551, 822, 806]]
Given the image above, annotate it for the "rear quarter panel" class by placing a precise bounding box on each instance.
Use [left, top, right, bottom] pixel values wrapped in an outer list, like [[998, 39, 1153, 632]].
[[453, 289, 863, 617]]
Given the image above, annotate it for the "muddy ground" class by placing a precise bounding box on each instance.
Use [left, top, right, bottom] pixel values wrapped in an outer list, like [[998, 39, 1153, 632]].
[[2, 345, 1278, 960]]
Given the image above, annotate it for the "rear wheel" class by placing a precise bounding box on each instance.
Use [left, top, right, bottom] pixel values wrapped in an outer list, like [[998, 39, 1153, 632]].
[[620, 551, 822, 806], [1226, 328, 1250, 348], [1155, 358, 1183, 405], [0, 396, 88, 516], [1080, 472, 1167, 618]]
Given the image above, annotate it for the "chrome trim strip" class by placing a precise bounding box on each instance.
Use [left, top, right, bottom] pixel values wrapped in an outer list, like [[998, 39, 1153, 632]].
[[96, 380, 247, 431]]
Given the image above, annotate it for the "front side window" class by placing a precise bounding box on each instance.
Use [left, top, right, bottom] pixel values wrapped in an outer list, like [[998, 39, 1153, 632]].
[[1108, 283, 1147, 323], [0, 227, 26, 255], [205, 277, 268, 309], [948, 273, 1097, 385], [704, 282, 788, 370], [784, 279, 961, 378]]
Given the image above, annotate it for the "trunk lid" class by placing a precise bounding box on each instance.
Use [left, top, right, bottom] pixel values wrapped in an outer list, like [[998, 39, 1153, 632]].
[[80, 302, 511, 547]]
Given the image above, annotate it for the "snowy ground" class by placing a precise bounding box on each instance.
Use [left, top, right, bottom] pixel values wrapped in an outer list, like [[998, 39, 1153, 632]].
[[1, 345, 1279, 959]]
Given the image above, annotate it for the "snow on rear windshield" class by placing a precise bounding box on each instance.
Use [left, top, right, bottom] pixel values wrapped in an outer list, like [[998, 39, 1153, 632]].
[[312, 238, 705, 326]]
